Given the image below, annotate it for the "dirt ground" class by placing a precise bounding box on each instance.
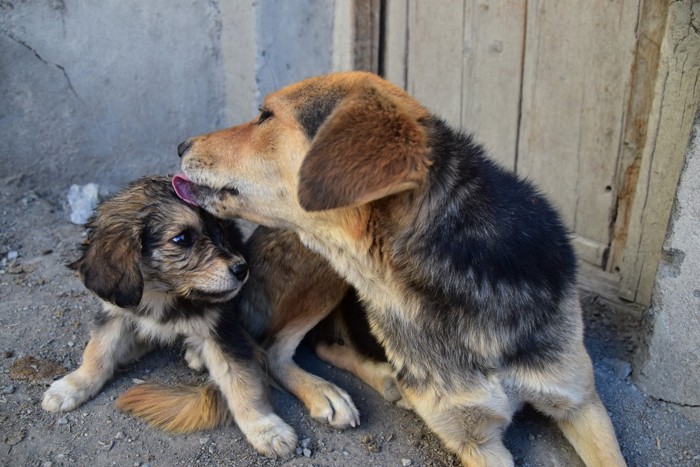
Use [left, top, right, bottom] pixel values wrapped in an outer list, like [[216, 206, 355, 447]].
[[1, 173, 699, 467]]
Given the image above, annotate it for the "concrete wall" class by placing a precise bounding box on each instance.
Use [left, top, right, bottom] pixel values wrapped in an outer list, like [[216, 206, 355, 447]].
[[0, 0, 340, 196], [634, 109, 700, 407], [0, 0, 227, 193]]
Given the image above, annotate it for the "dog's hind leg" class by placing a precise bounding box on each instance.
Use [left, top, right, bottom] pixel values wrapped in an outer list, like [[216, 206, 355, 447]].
[[525, 344, 626, 467], [402, 383, 515, 467], [42, 314, 147, 412]]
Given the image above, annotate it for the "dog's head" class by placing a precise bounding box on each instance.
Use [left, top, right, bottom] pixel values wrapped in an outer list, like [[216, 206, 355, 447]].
[[70, 176, 248, 309], [174, 72, 432, 228]]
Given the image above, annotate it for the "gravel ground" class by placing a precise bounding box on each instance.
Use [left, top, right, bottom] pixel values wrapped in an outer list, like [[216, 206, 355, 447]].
[[1, 174, 698, 467]]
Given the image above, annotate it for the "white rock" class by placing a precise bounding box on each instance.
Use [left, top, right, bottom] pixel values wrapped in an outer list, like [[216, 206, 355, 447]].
[[67, 183, 99, 225]]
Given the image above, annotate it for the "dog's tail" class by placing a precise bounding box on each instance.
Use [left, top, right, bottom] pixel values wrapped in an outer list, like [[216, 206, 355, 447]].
[[116, 382, 229, 433]]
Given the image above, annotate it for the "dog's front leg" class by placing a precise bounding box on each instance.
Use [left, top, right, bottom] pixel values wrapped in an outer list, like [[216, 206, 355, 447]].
[[196, 331, 297, 459], [42, 314, 143, 412], [267, 325, 361, 429]]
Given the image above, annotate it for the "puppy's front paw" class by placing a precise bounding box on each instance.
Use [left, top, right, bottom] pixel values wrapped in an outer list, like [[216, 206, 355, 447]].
[[184, 347, 205, 372], [42, 377, 94, 412], [242, 413, 297, 458], [305, 379, 360, 429]]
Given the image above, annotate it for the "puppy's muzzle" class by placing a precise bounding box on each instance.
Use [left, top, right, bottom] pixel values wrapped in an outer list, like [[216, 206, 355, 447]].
[[230, 261, 248, 282]]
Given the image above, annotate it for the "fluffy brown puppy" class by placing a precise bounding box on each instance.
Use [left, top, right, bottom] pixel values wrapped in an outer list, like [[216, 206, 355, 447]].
[[41, 176, 297, 459]]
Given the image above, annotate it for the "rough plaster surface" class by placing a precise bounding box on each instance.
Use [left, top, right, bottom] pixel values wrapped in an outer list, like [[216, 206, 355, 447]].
[[635, 111, 700, 406], [255, 0, 334, 99], [0, 0, 225, 192]]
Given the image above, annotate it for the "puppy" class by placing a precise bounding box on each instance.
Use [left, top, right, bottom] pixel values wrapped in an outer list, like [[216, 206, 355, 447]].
[[41, 176, 297, 458], [172, 71, 627, 466]]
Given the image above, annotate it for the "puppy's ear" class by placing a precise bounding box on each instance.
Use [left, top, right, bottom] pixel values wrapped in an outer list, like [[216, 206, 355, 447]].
[[298, 82, 431, 212], [70, 211, 144, 308]]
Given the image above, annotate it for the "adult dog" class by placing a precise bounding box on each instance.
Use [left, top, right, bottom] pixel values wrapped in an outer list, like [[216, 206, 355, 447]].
[[172, 71, 626, 466], [41, 176, 297, 458]]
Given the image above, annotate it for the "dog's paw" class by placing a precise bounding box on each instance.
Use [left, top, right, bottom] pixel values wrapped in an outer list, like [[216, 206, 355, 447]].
[[243, 413, 297, 458], [381, 374, 403, 402], [42, 377, 93, 412], [184, 347, 205, 372], [305, 379, 360, 429]]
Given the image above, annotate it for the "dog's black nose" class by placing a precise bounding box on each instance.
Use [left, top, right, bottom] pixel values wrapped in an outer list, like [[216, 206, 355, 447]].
[[230, 262, 248, 281], [177, 139, 193, 158]]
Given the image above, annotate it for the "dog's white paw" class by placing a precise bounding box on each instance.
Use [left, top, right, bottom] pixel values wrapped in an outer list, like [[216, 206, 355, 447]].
[[242, 413, 297, 458], [184, 347, 205, 372], [42, 377, 93, 412], [306, 379, 360, 429]]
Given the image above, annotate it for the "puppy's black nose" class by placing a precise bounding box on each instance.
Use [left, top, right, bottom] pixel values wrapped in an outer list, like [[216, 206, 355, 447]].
[[230, 262, 248, 281], [177, 139, 193, 158]]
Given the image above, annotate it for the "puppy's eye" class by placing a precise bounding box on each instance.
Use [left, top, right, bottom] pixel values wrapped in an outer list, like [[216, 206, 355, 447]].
[[171, 230, 196, 247], [257, 108, 273, 124]]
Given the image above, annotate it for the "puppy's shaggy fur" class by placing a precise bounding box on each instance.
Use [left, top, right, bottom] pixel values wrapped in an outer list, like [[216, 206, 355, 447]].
[[171, 72, 626, 466], [41, 176, 296, 458]]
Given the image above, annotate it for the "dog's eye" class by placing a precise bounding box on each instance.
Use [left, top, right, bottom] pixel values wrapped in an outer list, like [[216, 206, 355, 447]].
[[257, 108, 273, 124], [171, 230, 196, 247]]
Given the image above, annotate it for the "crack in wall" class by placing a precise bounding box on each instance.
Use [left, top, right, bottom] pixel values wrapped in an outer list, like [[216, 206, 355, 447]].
[[3, 30, 81, 102]]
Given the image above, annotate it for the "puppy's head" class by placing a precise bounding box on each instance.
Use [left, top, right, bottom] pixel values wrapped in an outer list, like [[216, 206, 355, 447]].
[[71, 176, 247, 308], [174, 71, 432, 227]]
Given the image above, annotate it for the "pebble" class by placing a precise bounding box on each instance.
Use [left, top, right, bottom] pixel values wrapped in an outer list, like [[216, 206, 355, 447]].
[[67, 341, 75, 347], [2, 385, 15, 394], [42, 462, 53, 467], [115, 431, 125, 440], [57, 417, 68, 425], [208, 445, 216, 454], [296, 447, 303, 455], [300, 437, 311, 449], [402, 458, 413, 466], [303, 448, 312, 457], [199, 436, 210, 445], [7, 251, 18, 261]]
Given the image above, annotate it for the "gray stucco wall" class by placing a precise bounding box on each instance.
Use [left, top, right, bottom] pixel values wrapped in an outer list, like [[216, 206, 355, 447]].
[[1, 0, 226, 192], [634, 109, 700, 406]]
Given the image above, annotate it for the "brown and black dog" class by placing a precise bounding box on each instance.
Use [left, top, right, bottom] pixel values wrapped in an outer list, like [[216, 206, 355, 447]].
[[42, 177, 297, 458], [169, 71, 625, 466]]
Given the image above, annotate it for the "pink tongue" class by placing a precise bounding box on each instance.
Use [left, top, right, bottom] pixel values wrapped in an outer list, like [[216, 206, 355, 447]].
[[172, 173, 200, 206]]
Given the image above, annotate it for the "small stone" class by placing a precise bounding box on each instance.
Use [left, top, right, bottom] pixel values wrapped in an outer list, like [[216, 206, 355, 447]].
[[303, 448, 312, 457], [300, 437, 311, 449], [115, 431, 125, 440], [7, 251, 18, 261], [342, 451, 349, 456], [208, 445, 216, 454], [402, 459, 413, 466], [67, 183, 100, 225], [42, 462, 53, 467], [2, 385, 15, 394], [67, 341, 75, 347], [295, 447, 303, 455], [57, 417, 68, 425], [199, 436, 209, 445]]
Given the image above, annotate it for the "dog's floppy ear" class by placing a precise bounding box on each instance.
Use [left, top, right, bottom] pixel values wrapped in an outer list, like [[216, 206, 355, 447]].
[[298, 81, 431, 211], [69, 208, 144, 308]]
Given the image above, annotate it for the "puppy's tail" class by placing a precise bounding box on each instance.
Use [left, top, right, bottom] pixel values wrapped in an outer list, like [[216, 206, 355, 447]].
[[116, 382, 229, 433]]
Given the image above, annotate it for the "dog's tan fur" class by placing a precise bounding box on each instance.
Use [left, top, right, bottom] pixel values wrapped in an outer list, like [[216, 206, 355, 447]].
[[42, 177, 296, 458], [175, 72, 626, 466]]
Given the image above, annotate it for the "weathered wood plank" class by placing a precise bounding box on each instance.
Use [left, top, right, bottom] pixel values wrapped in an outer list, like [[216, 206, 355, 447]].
[[617, 0, 700, 305], [517, 0, 639, 265], [461, 0, 526, 171], [383, 0, 408, 88], [405, 0, 465, 126]]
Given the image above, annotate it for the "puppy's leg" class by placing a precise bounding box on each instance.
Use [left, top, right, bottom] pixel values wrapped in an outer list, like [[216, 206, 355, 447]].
[[402, 382, 515, 467], [195, 330, 297, 459], [184, 346, 205, 372], [526, 344, 626, 467], [42, 314, 145, 412], [315, 341, 402, 403]]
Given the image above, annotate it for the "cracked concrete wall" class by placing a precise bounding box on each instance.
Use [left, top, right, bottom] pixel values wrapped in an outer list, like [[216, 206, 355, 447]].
[[0, 0, 226, 193], [634, 109, 700, 407]]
